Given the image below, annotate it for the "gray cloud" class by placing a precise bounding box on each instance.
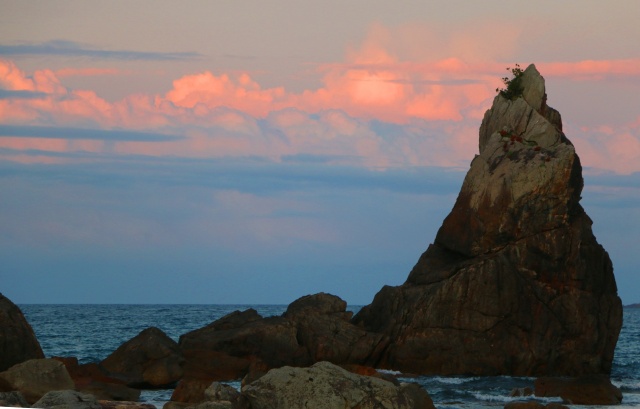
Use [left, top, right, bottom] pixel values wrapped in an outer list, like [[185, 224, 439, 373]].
[[0, 90, 49, 100], [0, 40, 201, 61], [0, 150, 465, 196], [0, 125, 183, 142]]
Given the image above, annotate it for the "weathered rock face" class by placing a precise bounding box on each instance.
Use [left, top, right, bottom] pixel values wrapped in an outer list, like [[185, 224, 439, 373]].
[[0, 293, 44, 372], [178, 293, 386, 382], [0, 358, 75, 404], [239, 361, 435, 409], [283, 293, 388, 367], [353, 64, 623, 376], [100, 327, 183, 388]]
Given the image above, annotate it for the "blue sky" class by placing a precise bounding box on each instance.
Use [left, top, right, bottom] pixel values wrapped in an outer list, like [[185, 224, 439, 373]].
[[1, 1, 638, 305]]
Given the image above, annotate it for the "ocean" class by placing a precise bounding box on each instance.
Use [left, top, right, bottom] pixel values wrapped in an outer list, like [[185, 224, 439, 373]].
[[19, 304, 640, 409]]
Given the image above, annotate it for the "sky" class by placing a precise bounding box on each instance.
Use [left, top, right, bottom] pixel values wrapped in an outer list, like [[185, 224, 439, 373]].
[[1, 1, 639, 305]]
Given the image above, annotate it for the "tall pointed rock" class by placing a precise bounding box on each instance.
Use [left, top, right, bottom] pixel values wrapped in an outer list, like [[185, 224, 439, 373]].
[[353, 64, 622, 376]]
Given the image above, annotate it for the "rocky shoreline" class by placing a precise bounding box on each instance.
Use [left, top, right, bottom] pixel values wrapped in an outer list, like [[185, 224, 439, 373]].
[[0, 64, 625, 408], [0, 292, 624, 409]]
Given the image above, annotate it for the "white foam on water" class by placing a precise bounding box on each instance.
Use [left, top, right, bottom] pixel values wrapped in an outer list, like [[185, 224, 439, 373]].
[[432, 376, 481, 385]]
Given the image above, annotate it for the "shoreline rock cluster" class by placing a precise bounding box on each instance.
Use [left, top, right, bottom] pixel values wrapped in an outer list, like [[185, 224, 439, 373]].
[[0, 64, 625, 408]]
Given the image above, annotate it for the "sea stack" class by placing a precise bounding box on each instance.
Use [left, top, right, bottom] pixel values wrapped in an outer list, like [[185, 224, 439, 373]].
[[353, 64, 623, 376]]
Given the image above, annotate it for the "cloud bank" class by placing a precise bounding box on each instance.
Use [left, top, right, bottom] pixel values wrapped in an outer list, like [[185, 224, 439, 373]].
[[1, 21, 640, 176]]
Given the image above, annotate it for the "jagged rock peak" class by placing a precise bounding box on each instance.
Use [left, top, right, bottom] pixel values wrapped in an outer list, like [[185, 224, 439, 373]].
[[479, 63, 562, 154], [353, 64, 622, 377]]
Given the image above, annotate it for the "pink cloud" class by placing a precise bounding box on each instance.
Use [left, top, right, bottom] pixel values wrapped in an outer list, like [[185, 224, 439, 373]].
[[2, 45, 640, 174], [540, 59, 640, 80]]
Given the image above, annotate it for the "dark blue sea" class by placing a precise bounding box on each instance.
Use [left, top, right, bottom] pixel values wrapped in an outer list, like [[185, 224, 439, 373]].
[[19, 304, 640, 409]]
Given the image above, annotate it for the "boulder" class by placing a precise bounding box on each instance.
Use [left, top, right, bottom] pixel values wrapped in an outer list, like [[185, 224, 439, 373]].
[[0, 391, 29, 407], [32, 390, 101, 409], [534, 375, 622, 405], [0, 293, 45, 372], [0, 358, 74, 404], [283, 292, 350, 318], [100, 327, 183, 388], [353, 64, 622, 376], [54, 357, 140, 402], [179, 309, 308, 382], [238, 361, 434, 409], [179, 295, 388, 383], [283, 293, 388, 367], [170, 378, 216, 405]]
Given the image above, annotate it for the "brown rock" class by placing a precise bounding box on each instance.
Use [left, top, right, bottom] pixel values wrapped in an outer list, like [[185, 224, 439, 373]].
[[353, 64, 622, 376], [240, 360, 269, 388], [179, 295, 388, 384], [283, 292, 350, 319], [0, 293, 44, 372], [170, 378, 214, 404], [179, 310, 308, 382], [284, 293, 388, 367], [534, 375, 622, 405], [54, 357, 140, 402], [0, 358, 74, 404], [101, 327, 183, 388]]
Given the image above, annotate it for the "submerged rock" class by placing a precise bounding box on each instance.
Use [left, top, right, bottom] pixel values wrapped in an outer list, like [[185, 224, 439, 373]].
[[353, 64, 623, 376], [0, 293, 44, 372], [534, 375, 622, 405]]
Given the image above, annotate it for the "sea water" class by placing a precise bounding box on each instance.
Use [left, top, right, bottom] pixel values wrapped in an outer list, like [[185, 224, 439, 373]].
[[19, 304, 640, 409]]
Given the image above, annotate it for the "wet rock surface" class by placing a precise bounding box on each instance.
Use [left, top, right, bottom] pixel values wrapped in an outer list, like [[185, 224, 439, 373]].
[[534, 375, 623, 405]]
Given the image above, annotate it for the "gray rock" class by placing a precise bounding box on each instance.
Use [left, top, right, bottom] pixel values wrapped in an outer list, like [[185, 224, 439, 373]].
[[520, 64, 546, 112], [0, 391, 29, 407], [31, 390, 100, 409], [239, 361, 434, 409], [203, 382, 238, 403], [0, 359, 74, 404]]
